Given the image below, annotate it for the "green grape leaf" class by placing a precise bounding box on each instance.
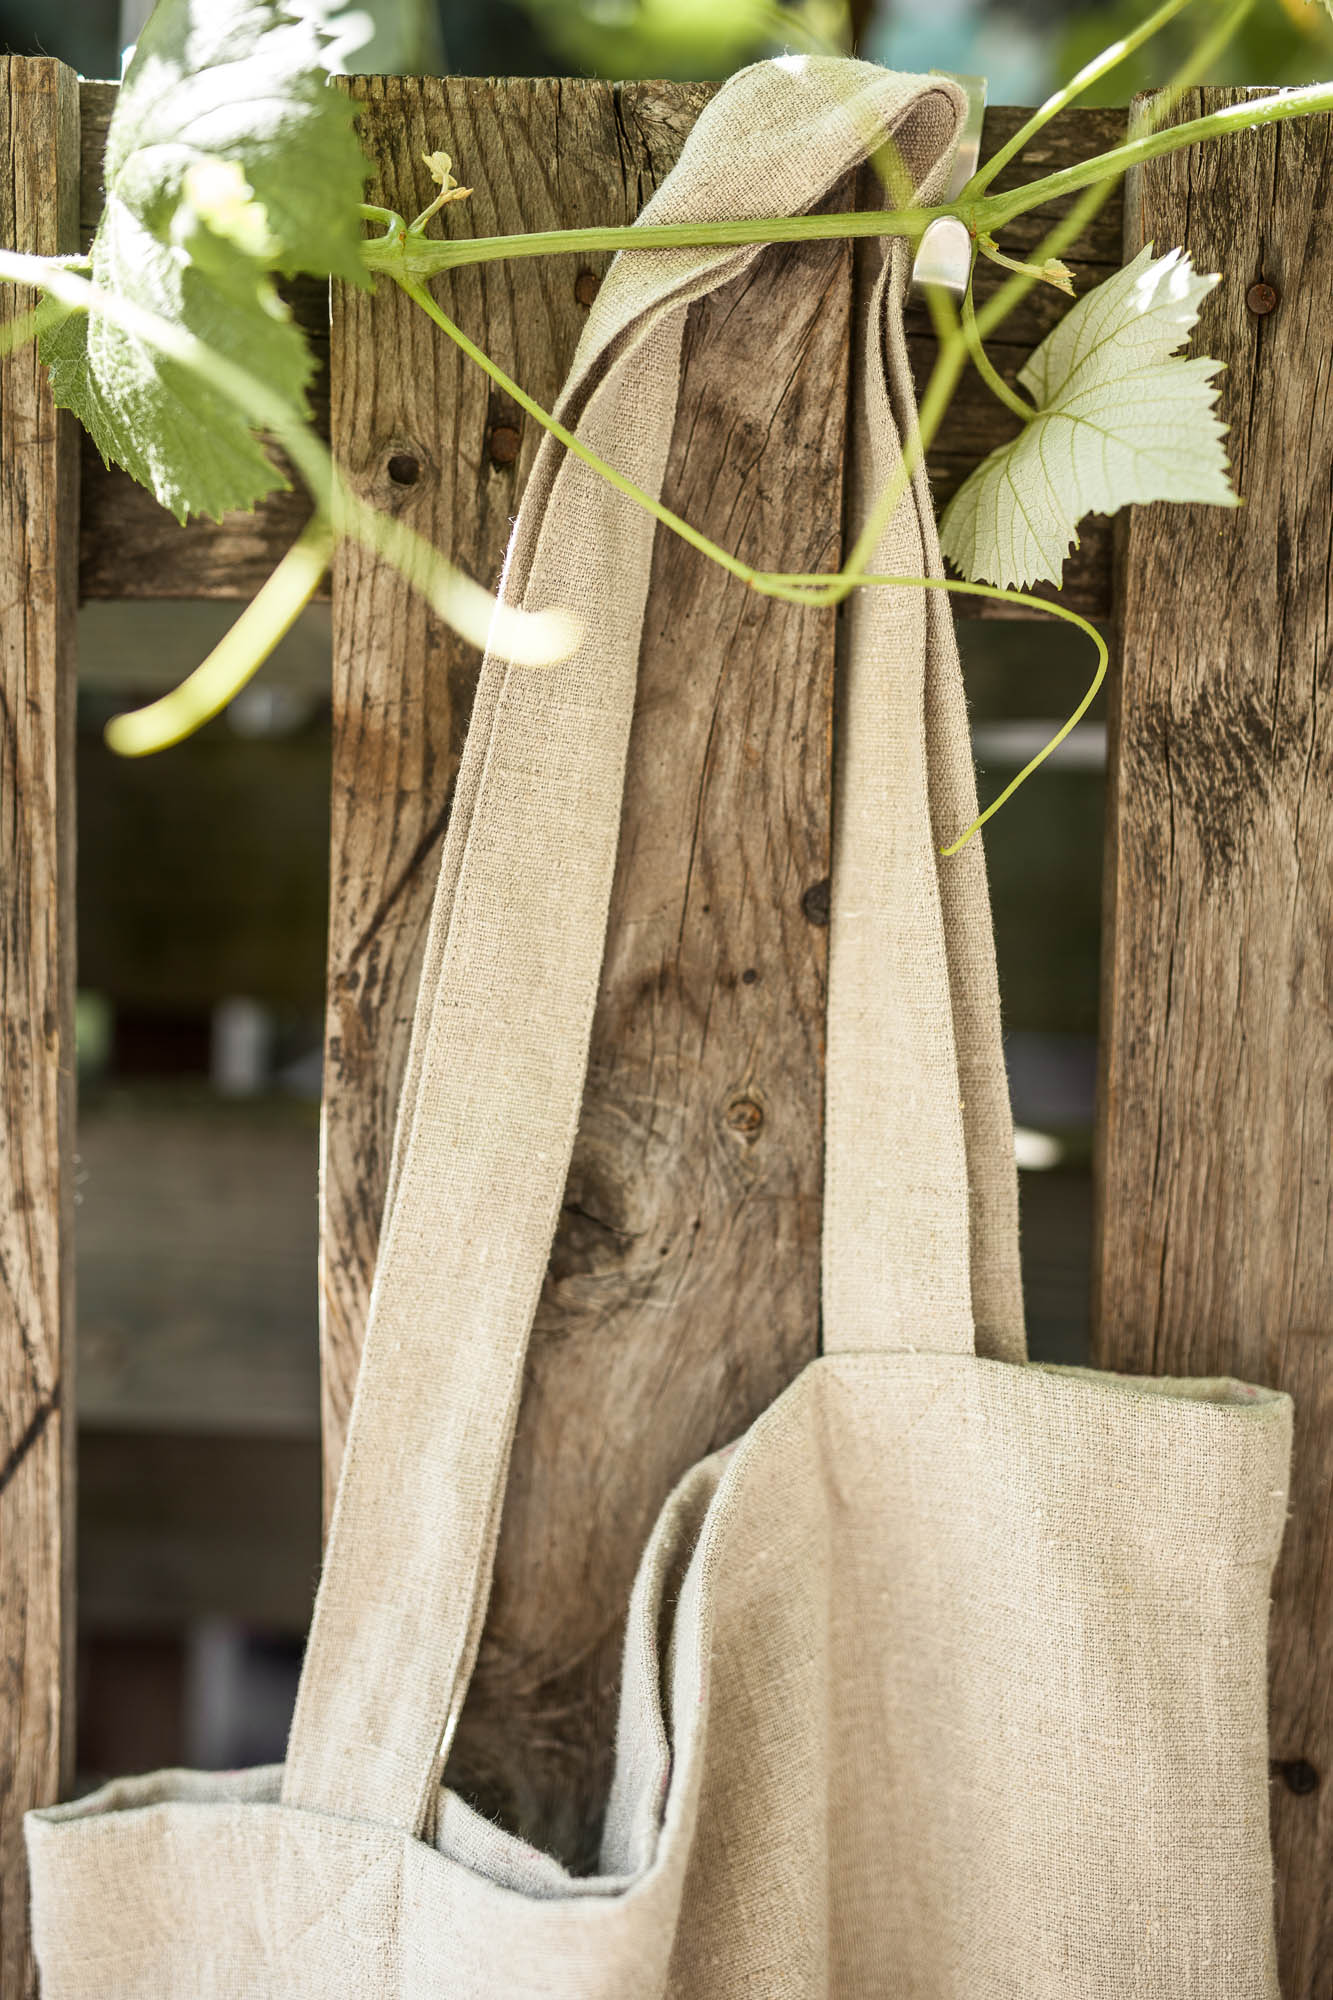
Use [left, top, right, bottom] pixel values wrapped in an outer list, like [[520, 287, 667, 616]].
[[939, 244, 1237, 591], [41, 0, 367, 523]]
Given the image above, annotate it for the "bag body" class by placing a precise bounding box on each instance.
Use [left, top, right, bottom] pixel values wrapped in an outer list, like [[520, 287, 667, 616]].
[[27, 56, 1292, 1999]]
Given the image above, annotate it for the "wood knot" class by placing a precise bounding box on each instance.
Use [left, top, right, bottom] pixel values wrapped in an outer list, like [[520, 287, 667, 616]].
[[386, 451, 421, 487], [574, 269, 601, 307], [724, 1096, 763, 1138]]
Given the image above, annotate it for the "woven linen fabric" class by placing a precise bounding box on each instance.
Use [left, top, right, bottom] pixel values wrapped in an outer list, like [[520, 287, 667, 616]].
[[27, 55, 1292, 2000]]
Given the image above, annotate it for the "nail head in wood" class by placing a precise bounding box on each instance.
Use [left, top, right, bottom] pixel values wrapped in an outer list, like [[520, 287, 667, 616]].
[[801, 878, 831, 926], [488, 424, 521, 466], [1246, 280, 1278, 316], [574, 269, 600, 307]]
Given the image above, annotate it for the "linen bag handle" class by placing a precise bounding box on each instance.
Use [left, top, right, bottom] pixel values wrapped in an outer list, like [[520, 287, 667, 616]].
[[283, 58, 1023, 1839], [825, 231, 1024, 1363]]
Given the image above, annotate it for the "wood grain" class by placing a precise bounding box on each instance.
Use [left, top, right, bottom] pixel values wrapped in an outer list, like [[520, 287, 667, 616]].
[[1095, 90, 1333, 1997], [0, 55, 79, 2000], [323, 73, 846, 1859], [72, 80, 1123, 617]]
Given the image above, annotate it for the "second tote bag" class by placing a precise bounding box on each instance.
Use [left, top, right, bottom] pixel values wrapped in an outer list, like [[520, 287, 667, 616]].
[[27, 55, 1292, 1999]]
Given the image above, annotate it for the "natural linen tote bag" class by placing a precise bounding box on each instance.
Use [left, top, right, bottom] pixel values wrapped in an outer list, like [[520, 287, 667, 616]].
[[27, 56, 1293, 2000]]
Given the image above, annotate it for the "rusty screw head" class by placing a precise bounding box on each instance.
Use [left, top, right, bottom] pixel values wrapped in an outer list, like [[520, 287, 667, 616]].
[[1246, 280, 1278, 317], [488, 424, 521, 466], [574, 269, 601, 307], [725, 1096, 764, 1137]]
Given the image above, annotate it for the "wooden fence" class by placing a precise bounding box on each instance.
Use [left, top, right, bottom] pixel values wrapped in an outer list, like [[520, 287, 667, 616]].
[[2, 57, 1330, 1996]]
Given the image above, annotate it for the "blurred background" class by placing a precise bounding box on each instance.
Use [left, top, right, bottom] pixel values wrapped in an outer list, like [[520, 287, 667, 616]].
[[3, 0, 1329, 1794], [6, 0, 1332, 91]]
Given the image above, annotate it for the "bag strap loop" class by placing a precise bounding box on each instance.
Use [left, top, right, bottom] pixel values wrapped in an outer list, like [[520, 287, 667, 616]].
[[822, 237, 1024, 1361], [282, 58, 1022, 1841]]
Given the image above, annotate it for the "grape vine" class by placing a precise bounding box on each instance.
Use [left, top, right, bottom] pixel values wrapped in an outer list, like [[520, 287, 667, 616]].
[[2, 0, 1330, 847]]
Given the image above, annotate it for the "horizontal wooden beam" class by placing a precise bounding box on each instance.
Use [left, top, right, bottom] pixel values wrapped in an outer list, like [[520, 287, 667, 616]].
[[73, 80, 1123, 617]]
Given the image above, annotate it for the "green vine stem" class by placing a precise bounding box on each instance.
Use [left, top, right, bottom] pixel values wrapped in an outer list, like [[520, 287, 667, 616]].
[[363, 203, 940, 282], [1, 0, 1311, 800], [396, 273, 758, 590], [960, 287, 1033, 424], [820, 264, 965, 602], [753, 571, 1109, 853], [378, 10, 1300, 846], [962, 0, 1196, 197], [967, 0, 1255, 351], [842, 0, 1259, 596], [0, 286, 78, 362], [398, 257, 1107, 852], [366, 16, 1304, 647], [969, 78, 1333, 232], [361, 78, 1333, 289], [106, 514, 334, 753], [1159, 0, 1255, 93], [399, 267, 963, 614], [929, 591, 1107, 854], [0, 250, 578, 754], [836, 343, 964, 594]]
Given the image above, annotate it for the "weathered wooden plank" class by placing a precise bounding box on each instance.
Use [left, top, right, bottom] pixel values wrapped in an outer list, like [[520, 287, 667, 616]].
[[323, 72, 846, 1858], [1095, 90, 1333, 1997], [72, 80, 1122, 617], [75, 77, 115, 242], [0, 54, 79, 2000]]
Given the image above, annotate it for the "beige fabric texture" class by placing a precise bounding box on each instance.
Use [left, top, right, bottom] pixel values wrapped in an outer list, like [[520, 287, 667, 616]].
[[27, 56, 1292, 1999]]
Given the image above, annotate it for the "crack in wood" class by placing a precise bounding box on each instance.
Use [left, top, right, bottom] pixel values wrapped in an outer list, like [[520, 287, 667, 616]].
[[0, 1389, 58, 1503]]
